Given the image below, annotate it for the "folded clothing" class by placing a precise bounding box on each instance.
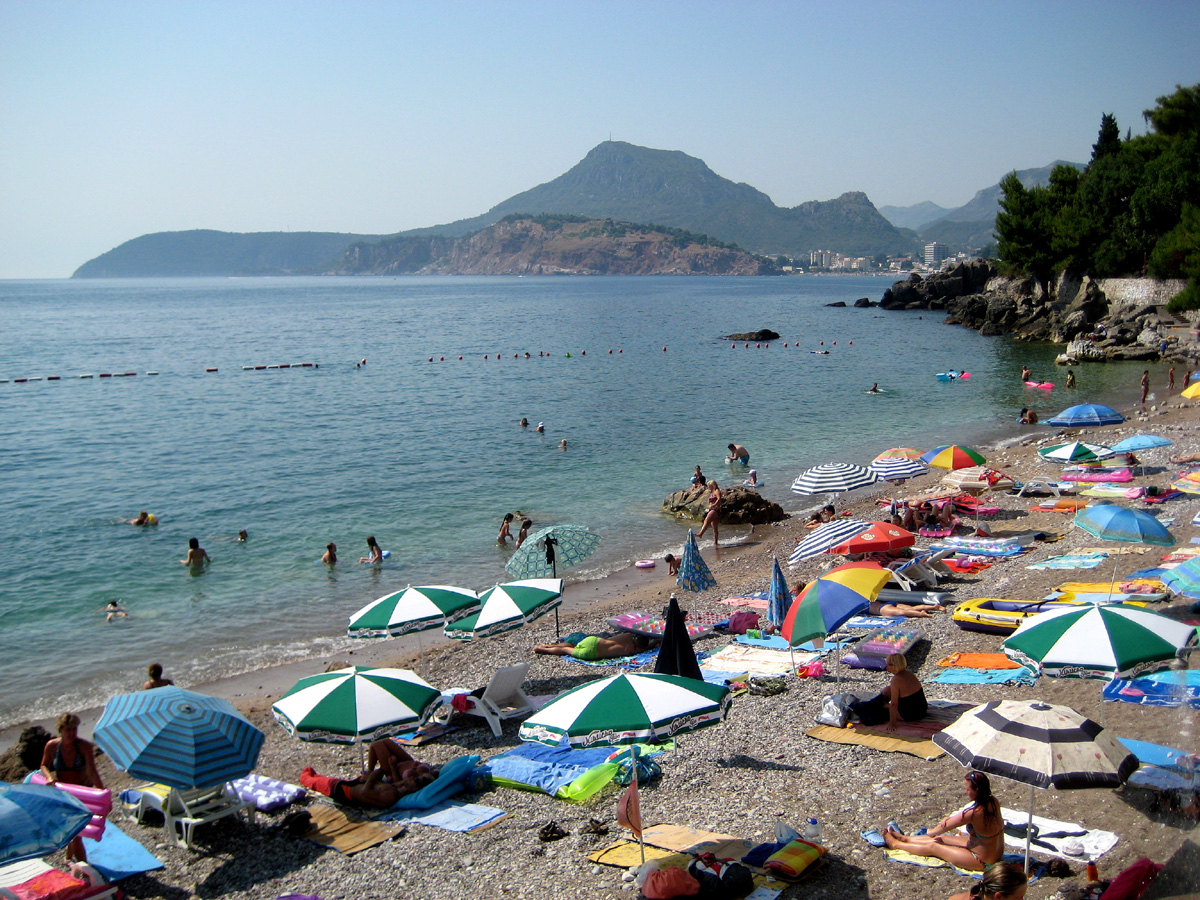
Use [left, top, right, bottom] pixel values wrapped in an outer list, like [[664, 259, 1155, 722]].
[[763, 838, 826, 879]]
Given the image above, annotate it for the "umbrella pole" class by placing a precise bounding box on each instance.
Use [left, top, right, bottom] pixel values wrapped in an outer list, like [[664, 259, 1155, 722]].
[[1024, 784, 1035, 874], [418, 630, 427, 683]]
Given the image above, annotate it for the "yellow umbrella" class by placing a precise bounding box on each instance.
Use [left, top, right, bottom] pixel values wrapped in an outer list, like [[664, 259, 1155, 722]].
[[1181, 383, 1200, 399]]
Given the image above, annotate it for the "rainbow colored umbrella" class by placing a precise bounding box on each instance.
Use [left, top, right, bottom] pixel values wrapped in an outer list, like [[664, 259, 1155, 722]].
[[921, 445, 986, 470], [782, 562, 890, 647], [1172, 471, 1200, 495]]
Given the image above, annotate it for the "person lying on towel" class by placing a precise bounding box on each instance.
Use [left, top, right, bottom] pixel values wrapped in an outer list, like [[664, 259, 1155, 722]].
[[869, 600, 938, 618], [301, 751, 437, 809], [534, 632, 660, 661]]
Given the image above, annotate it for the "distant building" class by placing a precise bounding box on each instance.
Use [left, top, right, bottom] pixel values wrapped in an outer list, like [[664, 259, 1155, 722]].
[[924, 242, 950, 267]]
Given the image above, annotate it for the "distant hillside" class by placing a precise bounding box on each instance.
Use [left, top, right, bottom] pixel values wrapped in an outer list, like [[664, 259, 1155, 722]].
[[877, 201, 949, 230], [73, 229, 385, 277], [329, 214, 777, 276], [402, 141, 917, 258]]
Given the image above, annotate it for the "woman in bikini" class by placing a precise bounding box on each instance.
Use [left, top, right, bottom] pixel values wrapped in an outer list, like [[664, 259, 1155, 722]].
[[40, 713, 104, 862], [694, 480, 722, 546], [883, 770, 1004, 870]]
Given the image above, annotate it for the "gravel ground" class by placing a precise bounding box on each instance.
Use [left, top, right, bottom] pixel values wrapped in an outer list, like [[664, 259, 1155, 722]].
[[59, 399, 1200, 900]]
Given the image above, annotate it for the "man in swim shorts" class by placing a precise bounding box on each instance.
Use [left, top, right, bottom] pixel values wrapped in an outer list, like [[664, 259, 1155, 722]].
[[534, 632, 659, 660], [726, 443, 750, 465], [300, 763, 435, 809]]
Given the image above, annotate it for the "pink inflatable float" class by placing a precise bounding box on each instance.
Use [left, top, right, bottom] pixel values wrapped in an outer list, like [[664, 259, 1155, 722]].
[[29, 771, 111, 840]]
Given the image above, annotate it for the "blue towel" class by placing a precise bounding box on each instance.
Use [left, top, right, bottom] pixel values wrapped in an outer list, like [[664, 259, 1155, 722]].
[[1103, 675, 1200, 708], [844, 615, 894, 629], [378, 800, 506, 832], [81, 819, 163, 881], [563, 647, 660, 669], [930, 667, 1037, 685], [481, 742, 613, 794]]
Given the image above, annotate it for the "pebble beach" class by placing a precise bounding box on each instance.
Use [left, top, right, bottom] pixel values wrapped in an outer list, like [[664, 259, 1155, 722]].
[[23, 397, 1200, 900]]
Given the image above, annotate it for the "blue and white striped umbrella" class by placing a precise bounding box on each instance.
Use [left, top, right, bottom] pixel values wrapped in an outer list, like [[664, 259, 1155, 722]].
[[869, 457, 929, 482], [677, 530, 716, 593], [791, 463, 879, 495], [95, 687, 265, 790], [787, 519, 872, 566], [0, 782, 91, 865]]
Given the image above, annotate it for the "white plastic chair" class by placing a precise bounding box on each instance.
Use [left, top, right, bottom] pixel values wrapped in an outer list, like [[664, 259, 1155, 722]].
[[435, 662, 535, 736], [130, 782, 255, 849]]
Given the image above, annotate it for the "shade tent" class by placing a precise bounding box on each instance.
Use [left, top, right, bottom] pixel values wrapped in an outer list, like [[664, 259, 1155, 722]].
[[347, 585, 479, 638], [654, 595, 703, 680], [444, 579, 564, 639], [766, 557, 792, 630], [782, 562, 889, 647], [676, 530, 717, 593], [1074, 503, 1175, 547], [1109, 434, 1172, 453], [505, 525, 601, 580], [921, 445, 986, 470], [788, 519, 872, 565], [1037, 442, 1115, 464], [829, 522, 915, 556], [869, 457, 929, 482]]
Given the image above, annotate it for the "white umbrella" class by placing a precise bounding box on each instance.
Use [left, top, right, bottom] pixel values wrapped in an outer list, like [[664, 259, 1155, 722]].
[[869, 457, 929, 482], [933, 700, 1138, 871]]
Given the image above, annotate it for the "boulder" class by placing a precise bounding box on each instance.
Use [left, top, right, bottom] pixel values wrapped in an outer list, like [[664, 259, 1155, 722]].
[[853, 297, 872, 308], [725, 329, 780, 341], [0, 726, 51, 782], [661, 485, 787, 525], [825, 301, 847, 307]]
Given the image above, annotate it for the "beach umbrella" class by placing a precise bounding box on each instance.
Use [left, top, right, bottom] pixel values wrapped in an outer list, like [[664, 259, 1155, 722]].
[[1161, 556, 1200, 598], [933, 699, 1138, 871], [790, 462, 879, 495], [654, 595, 702, 680], [1172, 470, 1200, 494], [505, 524, 601, 580], [95, 686, 265, 789], [1004, 603, 1197, 680], [676, 530, 717, 592], [348, 585, 479, 638], [788, 519, 873, 565], [766, 557, 792, 629], [1074, 502, 1175, 546], [921, 445, 986, 470], [272, 666, 440, 750], [869, 457, 929, 482], [781, 562, 890, 647], [0, 782, 92, 865], [445, 578, 564, 639], [1109, 434, 1172, 453], [518, 672, 730, 748], [874, 448, 923, 462], [1038, 441, 1116, 464], [829, 522, 915, 556], [1045, 403, 1124, 428], [940, 465, 1014, 493], [1182, 383, 1200, 400]]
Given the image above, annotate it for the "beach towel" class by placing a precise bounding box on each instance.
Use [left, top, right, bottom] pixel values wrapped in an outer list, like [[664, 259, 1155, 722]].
[[843, 615, 895, 629], [930, 667, 1037, 685], [943, 559, 992, 574], [719, 592, 769, 610], [80, 819, 163, 881], [376, 800, 506, 832], [389, 723, 457, 746], [700, 643, 816, 677], [1103, 670, 1200, 708], [931, 541, 1023, 558], [562, 647, 659, 669], [807, 700, 972, 759], [305, 804, 404, 855], [885, 849, 1036, 878], [391, 754, 479, 810], [1056, 580, 1167, 596], [998, 808, 1118, 862], [231, 774, 306, 812], [1117, 737, 1199, 772], [763, 839, 826, 879], [937, 652, 1022, 669], [1026, 553, 1109, 570], [481, 741, 619, 800]]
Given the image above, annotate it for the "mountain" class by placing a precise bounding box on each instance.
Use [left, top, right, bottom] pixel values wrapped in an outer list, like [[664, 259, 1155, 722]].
[[404, 141, 916, 259], [72, 229, 386, 277], [328, 214, 776, 276], [877, 201, 949, 231]]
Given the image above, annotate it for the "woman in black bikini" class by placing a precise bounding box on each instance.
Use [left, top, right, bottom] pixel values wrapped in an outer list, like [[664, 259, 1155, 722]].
[[883, 771, 1004, 870], [849, 653, 928, 731], [694, 480, 722, 546], [40, 713, 104, 861]]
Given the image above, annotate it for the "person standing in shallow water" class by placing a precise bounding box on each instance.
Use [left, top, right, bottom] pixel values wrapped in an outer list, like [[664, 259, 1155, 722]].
[[1141, 369, 1150, 404], [360, 535, 383, 563], [181, 537, 210, 569], [498, 513, 514, 544]]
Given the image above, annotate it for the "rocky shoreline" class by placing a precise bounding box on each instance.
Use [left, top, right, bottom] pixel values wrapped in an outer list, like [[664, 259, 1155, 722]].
[[15, 397, 1200, 900]]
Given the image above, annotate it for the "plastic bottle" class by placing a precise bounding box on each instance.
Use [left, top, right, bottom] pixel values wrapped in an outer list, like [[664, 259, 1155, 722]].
[[1086, 860, 1099, 882], [803, 817, 821, 843]]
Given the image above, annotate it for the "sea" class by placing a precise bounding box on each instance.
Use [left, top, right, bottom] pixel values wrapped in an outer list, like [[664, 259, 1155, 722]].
[[0, 275, 1157, 729]]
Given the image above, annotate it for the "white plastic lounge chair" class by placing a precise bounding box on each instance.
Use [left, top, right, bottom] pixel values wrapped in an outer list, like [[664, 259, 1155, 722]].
[[128, 781, 255, 849], [434, 662, 535, 737], [0, 858, 118, 900]]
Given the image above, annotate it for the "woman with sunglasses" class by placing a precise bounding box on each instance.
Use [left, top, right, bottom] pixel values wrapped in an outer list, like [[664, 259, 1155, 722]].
[[882, 771, 1004, 870]]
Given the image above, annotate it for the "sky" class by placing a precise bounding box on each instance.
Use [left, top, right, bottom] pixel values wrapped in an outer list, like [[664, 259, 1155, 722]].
[[3, 1, 1199, 279]]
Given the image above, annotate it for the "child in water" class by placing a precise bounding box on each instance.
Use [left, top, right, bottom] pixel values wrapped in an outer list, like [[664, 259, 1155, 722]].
[[102, 600, 129, 622], [498, 513, 514, 544]]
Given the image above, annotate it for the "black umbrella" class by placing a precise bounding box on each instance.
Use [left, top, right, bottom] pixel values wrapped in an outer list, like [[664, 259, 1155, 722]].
[[654, 595, 702, 681]]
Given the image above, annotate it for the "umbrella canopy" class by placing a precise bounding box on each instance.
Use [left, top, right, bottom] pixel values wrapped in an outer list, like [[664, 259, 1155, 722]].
[[518, 672, 730, 748], [933, 699, 1137, 790], [1073, 502, 1175, 546], [874, 447, 923, 462], [788, 519, 872, 565], [1172, 471, 1200, 494], [348, 585, 479, 638], [654, 595, 703, 680], [272, 666, 440, 744], [1181, 383, 1200, 399], [766, 557, 792, 629], [1038, 441, 1116, 464], [1109, 434, 1172, 453], [829, 522, 916, 556], [941, 466, 1015, 493], [505, 525, 601, 580], [921, 445, 986, 470], [445, 578, 564, 639], [0, 782, 92, 865], [782, 562, 890, 647], [676, 530, 717, 593], [1045, 403, 1125, 427], [790, 462, 879, 495], [1161, 556, 1200, 597], [1004, 603, 1198, 680], [95, 686, 265, 789], [869, 457, 929, 482]]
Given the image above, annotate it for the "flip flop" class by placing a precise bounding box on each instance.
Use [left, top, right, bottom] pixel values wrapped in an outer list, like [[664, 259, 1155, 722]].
[[886, 821, 905, 835], [860, 828, 887, 847], [538, 821, 568, 842]]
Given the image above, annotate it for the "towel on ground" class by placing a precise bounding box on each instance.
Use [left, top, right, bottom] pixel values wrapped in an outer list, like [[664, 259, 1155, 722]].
[[930, 667, 1037, 685], [481, 742, 615, 795], [885, 849, 1037, 878], [719, 591, 769, 610], [376, 800, 506, 832], [843, 615, 895, 629], [80, 819, 163, 881], [700, 643, 815, 677], [936, 652, 1021, 669], [1026, 553, 1109, 570], [943, 559, 992, 574], [998, 808, 1117, 862], [563, 647, 660, 669], [1103, 670, 1200, 708]]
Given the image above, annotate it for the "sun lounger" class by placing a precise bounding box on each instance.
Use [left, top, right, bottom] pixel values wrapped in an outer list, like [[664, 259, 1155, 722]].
[[126, 781, 255, 849], [434, 663, 537, 737], [0, 859, 119, 900]]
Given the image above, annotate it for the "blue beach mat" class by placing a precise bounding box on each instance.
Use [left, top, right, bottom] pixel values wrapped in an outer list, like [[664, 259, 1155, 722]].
[[930, 667, 1037, 685], [1026, 553, 1109, 570], [81, 819, 163, 881], [377, 800, 506, 832], [1104, 670, 1200, 708], [563, 647, 660, 669]]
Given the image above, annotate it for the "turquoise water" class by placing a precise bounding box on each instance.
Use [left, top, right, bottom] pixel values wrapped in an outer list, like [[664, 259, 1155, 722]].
[[0, 275, 1158, 726]]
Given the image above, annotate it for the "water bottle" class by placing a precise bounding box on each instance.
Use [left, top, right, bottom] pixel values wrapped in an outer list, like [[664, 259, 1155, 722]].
[[803, 817, 821, 843]]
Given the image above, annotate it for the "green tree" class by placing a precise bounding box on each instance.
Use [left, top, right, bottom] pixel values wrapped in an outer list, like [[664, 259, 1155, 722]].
[[1091, 113, 1121, 161], [1144, 84, 1200, 138]]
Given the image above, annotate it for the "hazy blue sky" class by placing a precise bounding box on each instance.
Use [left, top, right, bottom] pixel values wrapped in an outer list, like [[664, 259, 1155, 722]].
[[3, 1, 1199, 278]]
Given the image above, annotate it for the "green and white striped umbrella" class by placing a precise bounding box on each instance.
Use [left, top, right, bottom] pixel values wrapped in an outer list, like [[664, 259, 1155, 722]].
[[444, 578, 563, 640], [519, 672, 730, 748], [347, 585, 479, 638], [1038, 441, 1115, 464], [271, 666, 441, 744], [1004, 603, 1197, 680]]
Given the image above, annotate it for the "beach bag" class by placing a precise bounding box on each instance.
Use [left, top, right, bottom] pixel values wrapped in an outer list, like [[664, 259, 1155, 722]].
[[763, 838, 827, 879], [687, 858, 754, 899], [815, 692, 864, 727], [726, 612, 759, 635], [641, 866, 700, 899], [616, 755, 662, 786], [1098, 857, 1163, 900]]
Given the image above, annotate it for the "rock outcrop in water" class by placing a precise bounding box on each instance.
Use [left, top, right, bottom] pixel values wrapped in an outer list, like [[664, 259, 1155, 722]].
[[725, 330, 780, 341], [0, 726, 50, 782], [662, 484, 788, 525]]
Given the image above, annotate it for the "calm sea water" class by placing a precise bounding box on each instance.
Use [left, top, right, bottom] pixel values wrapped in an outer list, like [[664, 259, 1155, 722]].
[[0, 275, 1157, 727]]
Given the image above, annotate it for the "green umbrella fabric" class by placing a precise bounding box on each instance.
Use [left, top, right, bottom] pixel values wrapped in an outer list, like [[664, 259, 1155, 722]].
[[347, 585, 479, 638], [444, 578, 564, 639], [1004, 603, 1197, 680], [271, 666, 441, 744], [505, 525, 601, 579], [1038, 441, 1115, 464]]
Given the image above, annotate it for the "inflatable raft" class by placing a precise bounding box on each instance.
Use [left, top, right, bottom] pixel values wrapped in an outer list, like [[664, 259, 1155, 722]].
[[1060, 467, 1133, 483], [952, 597, 1083, 635]]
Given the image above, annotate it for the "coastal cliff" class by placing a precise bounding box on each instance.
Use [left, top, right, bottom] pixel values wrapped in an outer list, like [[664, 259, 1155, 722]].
[[328, 215, 777, 276], [879, 261, 1197, 364]]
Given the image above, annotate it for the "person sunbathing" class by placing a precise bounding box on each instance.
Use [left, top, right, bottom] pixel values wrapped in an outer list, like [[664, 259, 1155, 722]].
[[300, 760, 436, 809], [883, 771, 1004, 870], [366, 740, 439, 793], [868, 600, 938, 618], [849, 652, 927, 731], [534, 632, 659, 660]]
